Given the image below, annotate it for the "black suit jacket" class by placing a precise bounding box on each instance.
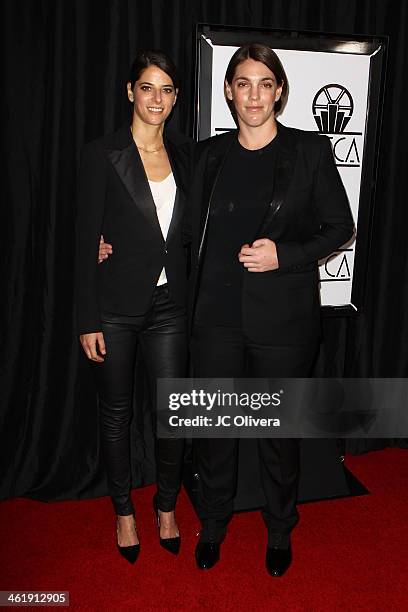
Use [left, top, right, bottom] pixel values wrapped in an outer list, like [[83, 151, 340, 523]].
[[189, 122, 355, 345], [75, 123, 193, 335]]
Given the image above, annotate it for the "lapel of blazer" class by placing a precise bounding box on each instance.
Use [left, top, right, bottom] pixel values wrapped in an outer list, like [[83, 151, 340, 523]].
[[105, 123, 163, 242], [163, 134, 184, 245], [258, 122, 299, 235], [198, 131, 236, 260]]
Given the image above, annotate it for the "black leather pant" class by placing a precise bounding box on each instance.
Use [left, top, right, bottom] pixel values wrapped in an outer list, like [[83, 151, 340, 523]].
[[192, 325, 318, 543], [93, 285, 187, 516]]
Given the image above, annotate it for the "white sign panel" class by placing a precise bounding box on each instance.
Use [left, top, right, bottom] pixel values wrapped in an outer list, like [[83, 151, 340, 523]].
[[206, 43, 369, 308]]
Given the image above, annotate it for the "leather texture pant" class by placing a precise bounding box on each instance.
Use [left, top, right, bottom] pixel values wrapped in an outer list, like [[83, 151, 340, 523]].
[[93, 285, 187, 515]]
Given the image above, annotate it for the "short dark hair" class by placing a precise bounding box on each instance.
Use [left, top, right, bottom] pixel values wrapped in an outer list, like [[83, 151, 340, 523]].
[[225, 43, 289, 117], [128, 49, 179, 90]]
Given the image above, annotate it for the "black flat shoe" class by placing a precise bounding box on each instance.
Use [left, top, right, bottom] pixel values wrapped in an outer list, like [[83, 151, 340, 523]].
[[153, 494, 181, 555], [265, 544, 292, 577], [195, 541, 221, 570], [116, 517, 140, 564]]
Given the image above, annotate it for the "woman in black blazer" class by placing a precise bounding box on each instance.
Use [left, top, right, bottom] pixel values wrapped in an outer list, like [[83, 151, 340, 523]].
[[76, 50, 192, 563], [187, 44, 355, 576]]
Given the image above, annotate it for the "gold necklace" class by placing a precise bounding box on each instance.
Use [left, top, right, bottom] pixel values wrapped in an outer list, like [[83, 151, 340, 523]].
[[130, 126, 164, 153], [136, 144, 164, 153]]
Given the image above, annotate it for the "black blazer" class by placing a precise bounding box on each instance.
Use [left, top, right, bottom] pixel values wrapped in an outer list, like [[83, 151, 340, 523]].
[[75, 123, 193, 335], [189, 122, 355, 345]]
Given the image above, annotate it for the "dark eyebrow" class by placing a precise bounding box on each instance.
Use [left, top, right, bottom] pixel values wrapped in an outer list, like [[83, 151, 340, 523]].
[[139, 81, 174, 87], [235, 76, 274, 81]]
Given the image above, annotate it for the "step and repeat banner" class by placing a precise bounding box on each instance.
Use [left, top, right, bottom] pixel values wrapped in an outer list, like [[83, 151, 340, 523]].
[[195, 27, 387, 313]]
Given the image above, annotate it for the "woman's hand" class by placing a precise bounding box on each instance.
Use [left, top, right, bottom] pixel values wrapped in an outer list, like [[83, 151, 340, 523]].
[[238, 239, 279, 272], [98, 235, 113, 263], [80, 332, 106, 362]]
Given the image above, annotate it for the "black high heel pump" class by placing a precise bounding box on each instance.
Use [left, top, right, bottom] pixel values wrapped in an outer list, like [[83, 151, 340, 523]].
[[116, 517, 140, 564], [153, 494, 181, 555]]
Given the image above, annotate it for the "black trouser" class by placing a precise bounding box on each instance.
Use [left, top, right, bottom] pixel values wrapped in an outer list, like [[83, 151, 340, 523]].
[[93, 285, 187, 516], [191, 325, 318, 544]]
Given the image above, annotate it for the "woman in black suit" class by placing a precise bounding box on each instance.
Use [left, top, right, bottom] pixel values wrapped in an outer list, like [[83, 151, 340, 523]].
[[188, 43, 354, 576], [76, 50, 191, 563]]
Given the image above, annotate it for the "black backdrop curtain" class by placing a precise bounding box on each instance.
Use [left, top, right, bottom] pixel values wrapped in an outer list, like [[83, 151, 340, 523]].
[[1, 0, 407, 501]]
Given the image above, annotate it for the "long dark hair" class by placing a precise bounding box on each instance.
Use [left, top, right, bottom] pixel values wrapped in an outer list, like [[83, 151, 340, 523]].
[[128, 49, 180, 90], [225, 43, 289, 117]]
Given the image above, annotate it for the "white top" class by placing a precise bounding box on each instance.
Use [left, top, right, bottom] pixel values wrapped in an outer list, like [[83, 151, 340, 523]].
[[148, 172, 177, 286]]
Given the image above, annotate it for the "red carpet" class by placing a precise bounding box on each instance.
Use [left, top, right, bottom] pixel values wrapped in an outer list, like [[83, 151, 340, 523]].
[[1, 448, 407, 611]]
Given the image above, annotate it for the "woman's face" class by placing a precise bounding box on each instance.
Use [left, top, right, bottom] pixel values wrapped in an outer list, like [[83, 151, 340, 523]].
[[225, 58, 282, 129], [127, 65, 177, 126]]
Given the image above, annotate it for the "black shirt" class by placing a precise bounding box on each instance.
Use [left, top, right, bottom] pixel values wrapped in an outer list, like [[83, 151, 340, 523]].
[[195, 134, 278, 327]]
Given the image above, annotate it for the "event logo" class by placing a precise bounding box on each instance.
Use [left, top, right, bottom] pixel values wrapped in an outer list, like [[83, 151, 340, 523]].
[[312, 84, 361, 168], [319, 249, 352, 282], [312, 84, 353, 134]]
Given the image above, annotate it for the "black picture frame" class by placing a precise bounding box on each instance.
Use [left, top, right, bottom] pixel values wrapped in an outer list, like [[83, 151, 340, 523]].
[[193, 23, 388, 317]]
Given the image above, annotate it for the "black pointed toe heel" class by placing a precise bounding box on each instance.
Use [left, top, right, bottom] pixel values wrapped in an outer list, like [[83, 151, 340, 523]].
[[153, 494, 181, 555], [116, 517, 140, 564], [117, 542, 140, 564]]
